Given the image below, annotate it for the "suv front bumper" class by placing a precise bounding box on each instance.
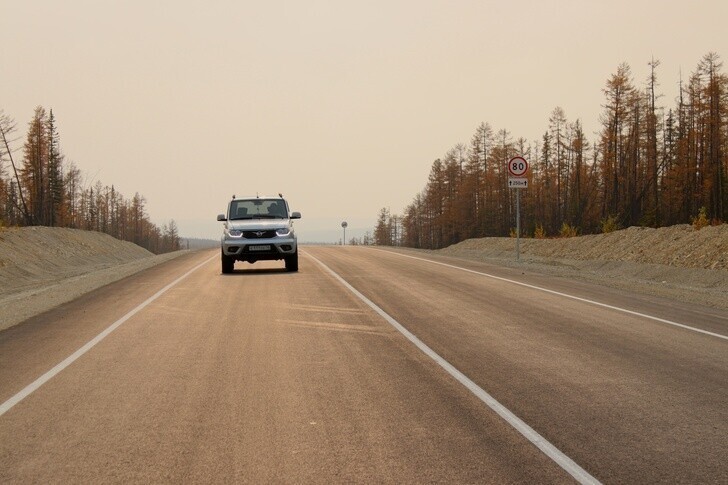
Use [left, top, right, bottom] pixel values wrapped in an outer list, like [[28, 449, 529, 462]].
[[222, 236, 297, 261]]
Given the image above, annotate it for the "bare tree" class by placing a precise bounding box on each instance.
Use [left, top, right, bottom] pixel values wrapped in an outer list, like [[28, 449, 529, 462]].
[[0, 110, 31, 223]]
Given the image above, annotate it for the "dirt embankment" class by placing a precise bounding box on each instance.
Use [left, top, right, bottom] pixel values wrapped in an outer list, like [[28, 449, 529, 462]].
[[444, 224, 728, 270], [1, 225, 726, 331], [436, 224, 728, 310], [0, 226, 186, 331]]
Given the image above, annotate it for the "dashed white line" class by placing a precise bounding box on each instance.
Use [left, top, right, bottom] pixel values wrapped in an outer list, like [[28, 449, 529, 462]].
[[0, 254, 217, 418], [306, 252, 601, 485]]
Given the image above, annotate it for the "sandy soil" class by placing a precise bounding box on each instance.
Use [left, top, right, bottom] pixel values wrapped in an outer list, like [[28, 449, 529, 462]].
[[435, 224, 728, 310], [1, 224, 726, 332], [0, 227, 187, 331]]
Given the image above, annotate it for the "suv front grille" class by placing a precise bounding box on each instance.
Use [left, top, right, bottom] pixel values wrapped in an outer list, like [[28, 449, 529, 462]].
[[243, 230, 276, 239]]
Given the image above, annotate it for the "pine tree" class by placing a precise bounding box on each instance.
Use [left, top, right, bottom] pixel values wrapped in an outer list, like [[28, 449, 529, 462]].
[[46, 110, 65, 226]]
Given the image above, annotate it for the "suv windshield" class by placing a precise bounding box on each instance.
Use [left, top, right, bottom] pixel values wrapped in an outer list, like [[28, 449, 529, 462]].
[[229, 199, 288, 220]]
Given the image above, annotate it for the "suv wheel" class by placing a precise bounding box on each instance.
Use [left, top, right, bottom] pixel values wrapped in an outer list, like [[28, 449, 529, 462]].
[[221, 252, 235, 274], [285, 251, 298, 272]]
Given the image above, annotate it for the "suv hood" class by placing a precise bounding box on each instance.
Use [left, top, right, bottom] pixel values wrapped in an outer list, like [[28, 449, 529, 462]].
[[228, 219, 290, 231]]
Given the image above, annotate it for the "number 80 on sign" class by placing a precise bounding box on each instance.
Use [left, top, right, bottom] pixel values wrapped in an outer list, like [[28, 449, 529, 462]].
[[507, 156, 529, 177]]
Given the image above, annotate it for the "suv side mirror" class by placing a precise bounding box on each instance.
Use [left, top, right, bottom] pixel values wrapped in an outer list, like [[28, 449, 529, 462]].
[[290, 212, 301, 219], [217, 214, 227, 221]]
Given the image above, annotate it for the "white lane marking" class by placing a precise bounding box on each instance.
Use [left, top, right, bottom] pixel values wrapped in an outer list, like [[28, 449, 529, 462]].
[[371, 248, 728, 341], [306, 252, 600, 485], [0, 254, 217, 418]]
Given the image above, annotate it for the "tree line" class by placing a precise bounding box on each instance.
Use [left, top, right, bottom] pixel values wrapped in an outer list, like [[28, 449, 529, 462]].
[[375, 53, 727, 248], [0, 106, 180, 254]]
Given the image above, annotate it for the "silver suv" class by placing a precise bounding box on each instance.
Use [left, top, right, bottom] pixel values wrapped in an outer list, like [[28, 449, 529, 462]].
[[217, 195, 301, 273]]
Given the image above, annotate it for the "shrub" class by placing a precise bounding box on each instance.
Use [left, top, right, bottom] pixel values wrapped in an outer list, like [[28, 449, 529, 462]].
[[692, 207, 709, 230], [600, 215, 621, 233], [534, 224, 546, 239], [559, 223, 578, 238]]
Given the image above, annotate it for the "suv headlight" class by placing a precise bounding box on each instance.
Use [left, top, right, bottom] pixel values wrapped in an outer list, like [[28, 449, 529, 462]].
[[276, 228, 291, 237], [227, 229, 243, 238]]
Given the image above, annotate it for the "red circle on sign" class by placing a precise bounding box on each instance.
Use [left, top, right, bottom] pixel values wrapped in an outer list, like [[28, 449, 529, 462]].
[[508, 157, 529, 176]]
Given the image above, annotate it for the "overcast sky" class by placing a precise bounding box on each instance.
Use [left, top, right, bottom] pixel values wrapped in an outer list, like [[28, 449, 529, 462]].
[[2, 0, 726, 240]]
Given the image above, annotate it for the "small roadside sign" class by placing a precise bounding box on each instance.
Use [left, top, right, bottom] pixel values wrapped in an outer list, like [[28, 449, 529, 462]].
[[507, 156, 530, 262], [507, 156, 529, 177], [508, 177, 528, 188]]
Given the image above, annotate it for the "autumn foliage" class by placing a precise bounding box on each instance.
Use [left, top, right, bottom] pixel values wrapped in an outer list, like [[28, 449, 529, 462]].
[[0, 107, 180, 254], [375, 54, 727, 247]]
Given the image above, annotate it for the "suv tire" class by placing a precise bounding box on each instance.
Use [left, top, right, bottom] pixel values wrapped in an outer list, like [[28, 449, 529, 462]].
[[285, 251, 298, 272], [221, 252, 235, 274]]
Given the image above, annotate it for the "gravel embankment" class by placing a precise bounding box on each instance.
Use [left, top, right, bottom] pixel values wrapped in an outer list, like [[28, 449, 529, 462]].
[[0, 227, 187, 331], [435, 224, 728, 310], [1, 224, 726, 332]]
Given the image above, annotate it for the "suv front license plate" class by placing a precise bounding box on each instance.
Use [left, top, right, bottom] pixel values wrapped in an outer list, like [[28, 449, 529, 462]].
[[248, 245, 271, 251]]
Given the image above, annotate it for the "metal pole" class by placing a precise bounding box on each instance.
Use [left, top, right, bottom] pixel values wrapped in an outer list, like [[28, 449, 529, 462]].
[[343, 227, 346, 245], [516, 189, 520, 261]]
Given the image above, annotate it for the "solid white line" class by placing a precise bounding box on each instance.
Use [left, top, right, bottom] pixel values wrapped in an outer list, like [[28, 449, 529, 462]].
[[306, 252, 601, 485], [372, 248, 728, 341], [0, 254, 217, 418]]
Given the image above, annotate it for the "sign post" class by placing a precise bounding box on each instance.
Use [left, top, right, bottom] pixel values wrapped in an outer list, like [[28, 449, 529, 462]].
[[507, 157, 529, 261], [341, 221, 348, 245]]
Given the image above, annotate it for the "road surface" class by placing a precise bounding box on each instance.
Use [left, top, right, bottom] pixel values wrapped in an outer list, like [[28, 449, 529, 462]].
[[1, 247, 726, 483]]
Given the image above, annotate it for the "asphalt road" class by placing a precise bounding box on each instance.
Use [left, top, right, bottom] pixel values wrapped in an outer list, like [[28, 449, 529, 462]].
[[0, 247, 726, 483]]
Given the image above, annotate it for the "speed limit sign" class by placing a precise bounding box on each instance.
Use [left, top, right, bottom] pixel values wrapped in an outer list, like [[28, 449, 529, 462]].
[[507, 157, 529, 177]]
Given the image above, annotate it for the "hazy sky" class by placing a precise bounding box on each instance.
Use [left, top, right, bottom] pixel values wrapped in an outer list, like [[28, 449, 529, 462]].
[[2, 1, 726, 240]]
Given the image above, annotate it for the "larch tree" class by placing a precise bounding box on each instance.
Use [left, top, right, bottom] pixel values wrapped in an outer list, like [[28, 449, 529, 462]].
[[567, 120, 591, 228], [374, 207, 392, 245], [538, 131, 553, 232], [644, 58, 662, 226], [548, 107, 568, 227], [0, 111, 30, 224], [466, 122, 493, 238], [380, 55, 726, 247], [64, 161, 82, 228], [20, 106, 49, 225], [130, 192, 146, 245], [599, 63, 637, 224], [424, 159, 445, 248], [698, 52, 726, 220]]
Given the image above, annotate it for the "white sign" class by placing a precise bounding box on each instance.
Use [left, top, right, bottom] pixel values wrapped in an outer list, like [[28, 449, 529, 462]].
[[508, 177, 528, 188], [507, 156, 529, 177]]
